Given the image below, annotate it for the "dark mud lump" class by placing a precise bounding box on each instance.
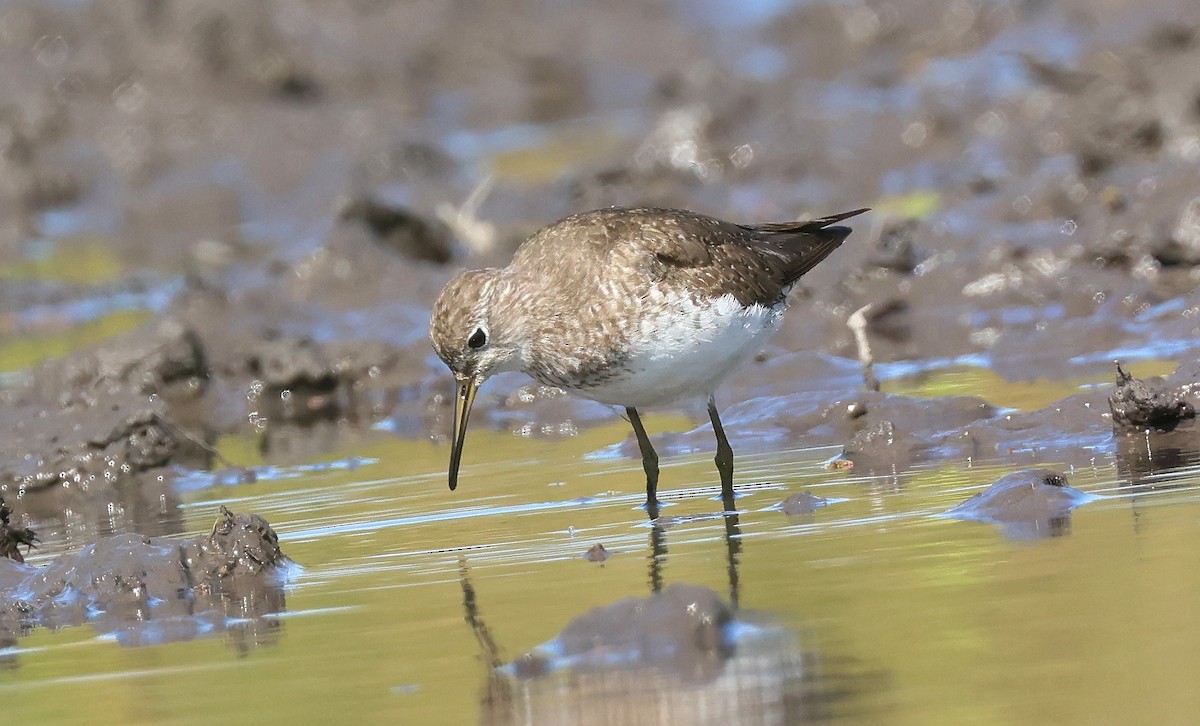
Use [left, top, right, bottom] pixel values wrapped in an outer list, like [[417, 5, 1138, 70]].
[[1109, 364, 1195, 432]]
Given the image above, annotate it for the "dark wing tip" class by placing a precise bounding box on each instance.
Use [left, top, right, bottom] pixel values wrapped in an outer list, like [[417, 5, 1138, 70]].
[[750, 208, 870, 285], [798, 207, 871, 231], [746, 208, 870, 236]]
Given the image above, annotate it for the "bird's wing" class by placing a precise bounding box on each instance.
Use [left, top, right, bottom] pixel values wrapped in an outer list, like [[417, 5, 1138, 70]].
[[514, 207, 867, 306], [741, 207, 870, 285]]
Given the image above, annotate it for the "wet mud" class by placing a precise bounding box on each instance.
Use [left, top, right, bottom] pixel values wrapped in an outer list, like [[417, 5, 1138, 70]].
[[0, 507, 289, 653], [0, 496, 37, 563], [1109, 363, 1196, 431], [0, 0, 1199, 706]]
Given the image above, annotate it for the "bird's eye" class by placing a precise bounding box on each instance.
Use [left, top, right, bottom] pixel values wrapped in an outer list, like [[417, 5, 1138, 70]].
[[467, 327, 488, 350]]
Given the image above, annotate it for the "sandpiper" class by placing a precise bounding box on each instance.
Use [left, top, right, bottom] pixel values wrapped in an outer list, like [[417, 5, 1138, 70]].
[[429, 206, 867, 510]]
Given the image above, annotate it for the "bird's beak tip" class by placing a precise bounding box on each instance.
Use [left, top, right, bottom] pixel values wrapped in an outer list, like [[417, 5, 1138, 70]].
[[448, 375, 480, 493]]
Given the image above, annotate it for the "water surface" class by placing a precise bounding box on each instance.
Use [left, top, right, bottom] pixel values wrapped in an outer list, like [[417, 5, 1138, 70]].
[[6, 401, 1200, 724]]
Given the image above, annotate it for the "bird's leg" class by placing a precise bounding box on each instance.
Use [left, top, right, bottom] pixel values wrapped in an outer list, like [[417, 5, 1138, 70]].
[[625, 406, 660, 515], [708, 395, 736, 507]]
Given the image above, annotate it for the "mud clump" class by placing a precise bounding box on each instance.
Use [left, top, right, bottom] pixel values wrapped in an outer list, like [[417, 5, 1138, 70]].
[[1107, 362, 1200, 485], [1109, 364, 1195, 432], [778, 491, 835, 516], [338, 197, 457, 264], [0, 317, 220, 542], [31, 319, 208, 399], [945, 468, 1095, 539], [867, 219, 924, 274], [184, 505, 285, 579], [817, 393, 996, 473], [0, 356, 209, 497], [0, 507, 289, 649], [842, 420, 912, 472], [246, 335, 363, 426], [0, 496, 37, 563]]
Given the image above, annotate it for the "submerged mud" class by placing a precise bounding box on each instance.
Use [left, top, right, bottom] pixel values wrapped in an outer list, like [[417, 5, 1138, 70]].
[[777, 491, 836, 517], [945, 468, 1096, 539]]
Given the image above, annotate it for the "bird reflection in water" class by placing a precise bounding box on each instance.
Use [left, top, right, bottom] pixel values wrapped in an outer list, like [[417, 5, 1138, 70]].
[[458, 506, 842, 725]]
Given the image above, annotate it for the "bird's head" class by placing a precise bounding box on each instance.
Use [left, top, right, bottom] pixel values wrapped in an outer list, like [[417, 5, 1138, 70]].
[[428, 268, 526, 491]]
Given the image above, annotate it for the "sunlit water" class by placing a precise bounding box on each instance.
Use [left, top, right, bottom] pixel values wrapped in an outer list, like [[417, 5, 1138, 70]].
[[4, 399, 1200, 724]]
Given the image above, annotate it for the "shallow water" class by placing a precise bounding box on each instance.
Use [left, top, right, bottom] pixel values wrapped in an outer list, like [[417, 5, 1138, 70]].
[[5, 393, 1200, 724]]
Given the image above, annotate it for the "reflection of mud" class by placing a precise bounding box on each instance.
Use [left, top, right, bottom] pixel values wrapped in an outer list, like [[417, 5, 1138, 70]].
[[465, 575, 832, 726], [945, 468, 1095, 539], [0, 507, 290, 656], [508, 583, 735, 681], [1114, 425, 1200, 491], [461, 505, 857, 724]]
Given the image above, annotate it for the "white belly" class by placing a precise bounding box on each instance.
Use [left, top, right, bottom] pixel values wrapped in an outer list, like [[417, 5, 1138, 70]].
[[578, 292, 784, 408]]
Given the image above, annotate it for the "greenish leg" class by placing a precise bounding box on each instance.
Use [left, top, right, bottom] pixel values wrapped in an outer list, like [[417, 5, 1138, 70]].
[[626, 406, 660, 515], [708, 395, 735, 506]]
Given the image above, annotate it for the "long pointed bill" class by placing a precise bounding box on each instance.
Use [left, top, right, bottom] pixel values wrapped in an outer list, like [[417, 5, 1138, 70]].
[[448, 375, 480, 491]]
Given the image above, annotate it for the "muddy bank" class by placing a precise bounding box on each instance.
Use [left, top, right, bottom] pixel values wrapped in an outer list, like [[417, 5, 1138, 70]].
[[0, 271, 428, 536], [0, 319, 210, 536], [0, 507, 289, 655]]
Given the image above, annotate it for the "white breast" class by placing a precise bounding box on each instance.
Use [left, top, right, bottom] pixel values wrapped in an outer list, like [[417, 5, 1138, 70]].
[[578, 292, 784, 408]]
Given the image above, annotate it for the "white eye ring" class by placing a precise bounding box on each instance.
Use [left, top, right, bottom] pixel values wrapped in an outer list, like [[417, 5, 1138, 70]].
[[467, 326, 488, 350]]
